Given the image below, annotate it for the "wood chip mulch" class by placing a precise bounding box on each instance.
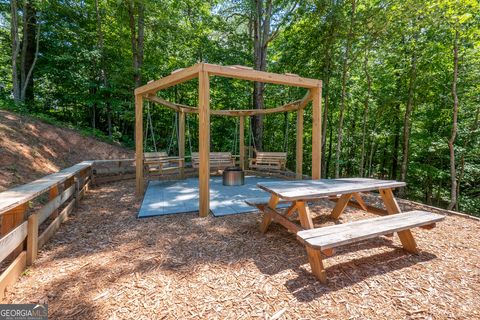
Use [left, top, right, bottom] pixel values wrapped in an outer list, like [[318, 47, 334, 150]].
[[4, 180, 480, 319]]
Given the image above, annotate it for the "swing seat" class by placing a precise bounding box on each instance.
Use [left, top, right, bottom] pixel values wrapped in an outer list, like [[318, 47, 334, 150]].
[[191, 152, 235, 170], [144, 152, 184, 175], [249, 152, 287, 170]]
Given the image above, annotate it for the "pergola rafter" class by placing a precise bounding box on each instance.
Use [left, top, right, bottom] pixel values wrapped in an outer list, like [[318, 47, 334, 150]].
[[135, 63, 322, 217]]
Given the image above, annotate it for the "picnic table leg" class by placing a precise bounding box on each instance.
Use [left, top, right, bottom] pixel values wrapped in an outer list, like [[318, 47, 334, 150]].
[[330, 193, 353, 219], [380, 188, 418, 253], [296, 201, 314, 229], [284, 202, 298, 218], [353, 192, 368, 211], [305, 247, 327, 283], [259, 195, 279, 233]]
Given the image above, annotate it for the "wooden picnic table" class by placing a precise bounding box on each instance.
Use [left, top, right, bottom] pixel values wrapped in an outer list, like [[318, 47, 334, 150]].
[[254, 178, 446, 283], [256, 178, 406, 233]]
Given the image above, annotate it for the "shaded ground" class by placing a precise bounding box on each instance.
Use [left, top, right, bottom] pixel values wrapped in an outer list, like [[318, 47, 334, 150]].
[[5, 180, 480, 319], [0, 110, 133, 191]]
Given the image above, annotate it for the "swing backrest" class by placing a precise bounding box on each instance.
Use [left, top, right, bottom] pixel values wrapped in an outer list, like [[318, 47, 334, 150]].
[[191, 152, 235, 169], [144, 152, 169, 163], [249, 152, 287, 170]]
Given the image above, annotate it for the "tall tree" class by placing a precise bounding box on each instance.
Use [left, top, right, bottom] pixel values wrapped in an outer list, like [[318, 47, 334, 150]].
[[335, 0, 356, 178], [447, 29, 459, 210], [128, 0, 145, 88], [10, 0, 39, 104], [250, 0, 297, 151]]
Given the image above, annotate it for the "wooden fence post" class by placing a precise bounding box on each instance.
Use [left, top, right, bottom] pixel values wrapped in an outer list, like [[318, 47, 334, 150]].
[[26, 213, 38, 266]]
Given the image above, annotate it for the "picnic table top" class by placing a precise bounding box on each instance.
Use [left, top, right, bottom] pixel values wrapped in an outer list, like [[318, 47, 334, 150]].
[[257, 178, 406, 201]]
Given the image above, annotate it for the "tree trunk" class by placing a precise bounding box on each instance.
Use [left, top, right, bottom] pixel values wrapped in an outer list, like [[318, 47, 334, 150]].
[[360, 49, 371, 177], [391, 104, 401, 180], [11, 0, 21, 103], [20, 0, 37, 104], [128, 0, 144, 89], [326, 111, 333, 177], [335, 0, 356, 178], [321, 74, 330, 177], [249, 0, 297, 151], [456, 106, 479, 210], [447, 29, 459, 211], [96, 0, 112, 137], [321, 9, 338, 178], [398, 51, 417, 196], [251, 0, 273, 151]]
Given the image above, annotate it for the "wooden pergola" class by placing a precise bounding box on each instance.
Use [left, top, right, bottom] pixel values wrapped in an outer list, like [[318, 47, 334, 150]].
[[134, 63, 322, 217]]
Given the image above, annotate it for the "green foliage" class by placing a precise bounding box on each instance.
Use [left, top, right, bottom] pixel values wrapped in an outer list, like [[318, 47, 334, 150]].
[[0, 0, 479, 215]]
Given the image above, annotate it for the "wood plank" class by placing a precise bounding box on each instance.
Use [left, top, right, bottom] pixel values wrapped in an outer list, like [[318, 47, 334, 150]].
[[0, 202, 26, 260], [198, 69, 210, 217], [0, 161, 92, 215], [305, 247, 327, 283], [380, 188, 418, 253], [296, 201, 314, 229], [205, 63, 322, 88], [259, 195, 279, 233], [145, 95, 198, 114], [330, 193, 353, 219], [134, 64, 200, 95], [284, 202, 298, 218], [38, 199, 74, 248], [311, 86, 322, 179], [297, 211, 445, 250], [239, 116, 245, 170], [38, 184, 75, 225], [353, 193, 368, 211], [257, 178, 406, 201], [92, 159, 135, 164], [26, 213, 38, 265], [296, 108, 304, 179], [135, 94, 144, 196], [0, 251, 26, 301], [330, 198, 388, 216], [263, 205, 302, 234], [0, 221, 28, 264]]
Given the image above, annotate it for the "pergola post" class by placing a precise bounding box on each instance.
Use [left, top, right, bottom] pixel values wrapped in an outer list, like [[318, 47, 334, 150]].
[[311, 85, 322, 179], [178, 111, 185, 179], [198, 68, 210, 217], [296, 108, 304, 179], [135, 94, 144, 195], [239, 116, 245, 170]]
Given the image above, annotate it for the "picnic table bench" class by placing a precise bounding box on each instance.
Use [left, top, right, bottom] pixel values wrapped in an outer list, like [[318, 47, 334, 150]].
[[253, 178, 445, 282]]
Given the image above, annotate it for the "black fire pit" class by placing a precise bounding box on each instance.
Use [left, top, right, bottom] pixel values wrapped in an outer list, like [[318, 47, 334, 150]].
[[222, 166, 245, 186]]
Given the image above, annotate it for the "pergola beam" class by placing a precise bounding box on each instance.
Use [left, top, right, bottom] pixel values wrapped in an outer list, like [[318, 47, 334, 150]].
[[205, 63, 321, 88], [135, 64, 200, 96], [145, 95, 198, 114]]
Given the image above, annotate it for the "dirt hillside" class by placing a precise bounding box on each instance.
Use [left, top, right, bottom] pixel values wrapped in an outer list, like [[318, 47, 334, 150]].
[[0, 110, 133, 191]]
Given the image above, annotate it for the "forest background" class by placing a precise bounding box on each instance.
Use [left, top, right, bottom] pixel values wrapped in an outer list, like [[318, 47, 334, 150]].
[[0, 0, 479, 215]]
